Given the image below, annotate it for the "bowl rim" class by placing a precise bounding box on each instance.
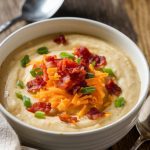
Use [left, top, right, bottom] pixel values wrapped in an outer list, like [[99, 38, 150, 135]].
[[0, 17, 149, 135]]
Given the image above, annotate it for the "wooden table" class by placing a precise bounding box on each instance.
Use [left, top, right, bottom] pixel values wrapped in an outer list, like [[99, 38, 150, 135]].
[[0, 0, 149, 149]]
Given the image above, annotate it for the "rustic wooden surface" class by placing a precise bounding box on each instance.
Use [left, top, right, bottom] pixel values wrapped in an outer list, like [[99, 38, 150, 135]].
[[0, 0, 149, 149]]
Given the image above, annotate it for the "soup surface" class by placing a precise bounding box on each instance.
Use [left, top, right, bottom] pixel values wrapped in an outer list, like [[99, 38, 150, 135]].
[[0, 34, 140, 132]]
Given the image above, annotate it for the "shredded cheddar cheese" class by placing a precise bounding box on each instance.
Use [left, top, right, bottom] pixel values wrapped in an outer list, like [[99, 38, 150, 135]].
[[25, 45, 122, 123], [32, 61, 110, 117]]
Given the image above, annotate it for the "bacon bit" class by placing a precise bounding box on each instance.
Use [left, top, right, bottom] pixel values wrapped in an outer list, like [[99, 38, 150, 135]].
[[74, 46, 107, 68], [105, 79, 122, 96], [57, 75, 71, 89], [59, 113, 78, 124], [92, 55, 107, 67], [57, 59, 86, 90], [40, 63, 49, 81], [45, 55, 58, 67], [53, 34, 67, 45], [69, 81, 87, 94], [87, 107, 105, 120], [27, 102, 51, 115], [74, 46, 92, 64], [27, 76, 46, 93], [33, 63, 48, 81], [45, 55, 57, 62], [57, 58, 78, 76]]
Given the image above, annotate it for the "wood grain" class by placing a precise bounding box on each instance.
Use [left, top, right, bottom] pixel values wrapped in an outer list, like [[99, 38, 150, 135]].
[[0, 0, 149, 149], [54, 0, 137, 42], [125, 0, 150, 64]]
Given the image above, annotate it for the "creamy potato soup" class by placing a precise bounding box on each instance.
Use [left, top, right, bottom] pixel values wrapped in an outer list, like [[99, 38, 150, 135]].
[[0, 34, 140, 132]]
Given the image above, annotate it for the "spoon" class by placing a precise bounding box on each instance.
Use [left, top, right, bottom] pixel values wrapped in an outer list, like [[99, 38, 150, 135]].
[[131, 95, 150, 150], [0, 0, 64, 33]]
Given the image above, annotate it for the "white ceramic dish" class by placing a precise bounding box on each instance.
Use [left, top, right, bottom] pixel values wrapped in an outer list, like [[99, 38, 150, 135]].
[[0, 18, 149, 150]]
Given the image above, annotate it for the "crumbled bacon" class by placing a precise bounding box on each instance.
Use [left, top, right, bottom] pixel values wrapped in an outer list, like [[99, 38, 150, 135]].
[[40, 63, 49, 81], [45, 55, 57, 62], [69, 81, 87, 94], [87, 107, 105, 120], [32, 63, 48, 81], [53, 34, 67, 45], [91, 55, 107, 67], [57, 59, 86, 90], [45, 55, 58, 67], [27, 76, 46, 93], [57, 58, 78, 76], [27, 102, 51, 115], [57, 75, 71, 89], [74, 46, 107, 68], [105, 79, 122, 96], [59, 113, 78, 124], [74, 46, 92, 64]]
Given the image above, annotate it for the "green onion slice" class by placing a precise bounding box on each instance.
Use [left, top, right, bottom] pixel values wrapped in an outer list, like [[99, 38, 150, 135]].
[[16, 80, 25, 89], [114, 97, 126, 107], [60, 52, 75, 59], [21, 55, 30, 67], [102, 68, 115, 76], [30, 67, 43, 77], [86, 72, 95, 78], [80, 86, 96, 94], [37, 47, 49, 54], [15, 91, 23, 100], [23, 96, 32, 108], [75, 58, 81, 64], [35, 111, 46, 119]]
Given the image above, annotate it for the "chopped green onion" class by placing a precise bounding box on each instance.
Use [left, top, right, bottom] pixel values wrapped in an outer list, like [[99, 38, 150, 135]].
[[80, 86, 96, 94], [16, 92, 32, 108], [86, 72, 95, 78], [91, 61, 96, 67], [15, 91, 23, 100], [21, 55, 30, 67], [36, 71, 43, 76], [23, 96, 32, 108], [115, 97, 126, 107], [37, 47, 49, 54], [16, 80, 24, 89], [30, 67, 43, 77], [102, 68, 115, 76], [60, 52, 75, 59], [35, 111, 45, 119], [75, 58, 81, 64], [30, 69, 36, 77]]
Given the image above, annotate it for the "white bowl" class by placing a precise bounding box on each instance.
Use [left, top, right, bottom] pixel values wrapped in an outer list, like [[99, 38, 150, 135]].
[[0, 18, 149, 150]]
